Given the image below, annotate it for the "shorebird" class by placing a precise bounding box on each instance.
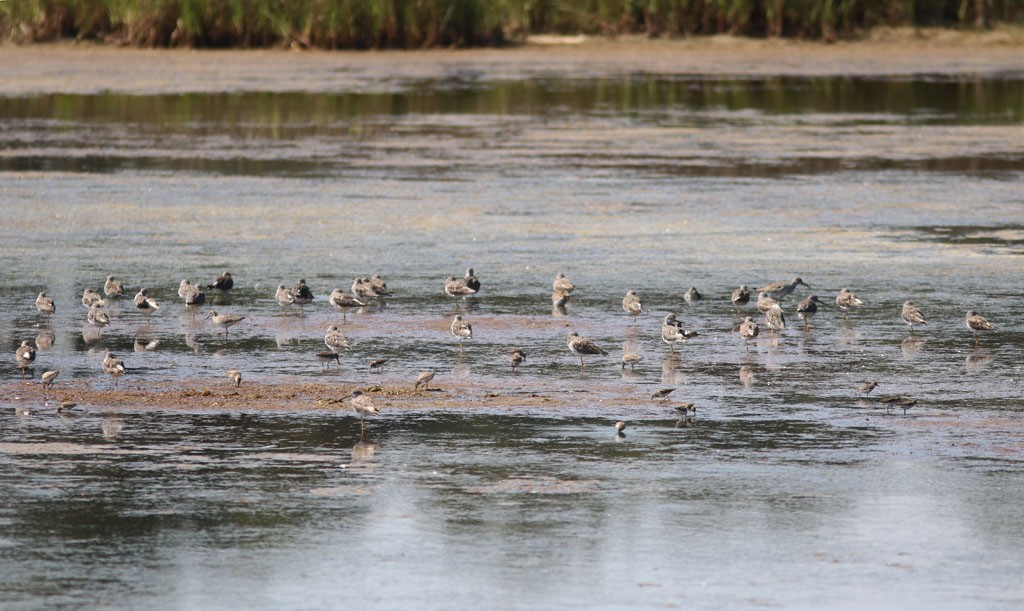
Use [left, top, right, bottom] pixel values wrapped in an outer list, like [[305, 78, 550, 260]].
[[208, 310, 245, 337], [182, 283, 206, 319], [898, 398, 917, 415], [40, 370, 59, 395], [81, 288, 106, 308], [739, 316, 759, 351], [451, 315, 473, 354], [208, 271, 234, 291], [369, 359, 389, 372], [509, 349, 527, 372], [350, 277, 380, 300], [901, 301, 927, 332], [414, 371, 435, 391], [835, 288, 864, 319], [552, 289, 571, 312], [87, 302, 110, 327], [765, 305, 786, 335], [369, 274, 391, 296], [622, 290, 643, 324], [463, 268, 481, 293], [226, 369, 242, 388], [317, 351, 341, 370], [275, 284, 295, 310], [674, 404, 696, 428], [796, 295, 824, 331], [553, 273, 575, 294], [102, 351, 126, 386], [35, 291, 56, 315], [662, 313, 698, 351], [965, 310, 995, 346], [444, 276, 476, 299], [134, 337, 160, 352], [567, 331, 607, 371], [757, 277, 810, 301], [651, 388, 676, 400], [756, 292, 779, 314], [104, 275, 125, 297], [683, 287, 703, 303], [178, 279, 194, 300], [134, 288, 159, 318], [324, 324, 351, 353], [614, 421, 627, 434], [15, 340, 35, 380], [292, 278, 314, 311], [339, 390, 380, 438], [857, 381, 878, 397], [731, 285, 750, 312], [621, 353, 643, 370], [330, 287, 365, 312]]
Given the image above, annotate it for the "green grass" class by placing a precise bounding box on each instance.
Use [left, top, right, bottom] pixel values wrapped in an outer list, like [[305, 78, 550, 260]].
[[1, 0, 1021, 47]]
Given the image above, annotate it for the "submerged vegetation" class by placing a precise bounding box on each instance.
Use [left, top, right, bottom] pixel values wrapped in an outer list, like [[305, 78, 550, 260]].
[[1, 0, 1021, 48]]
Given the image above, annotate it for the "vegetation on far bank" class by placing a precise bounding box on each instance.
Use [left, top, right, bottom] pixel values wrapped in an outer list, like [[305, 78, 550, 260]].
[[1, 0, 1021, 48]]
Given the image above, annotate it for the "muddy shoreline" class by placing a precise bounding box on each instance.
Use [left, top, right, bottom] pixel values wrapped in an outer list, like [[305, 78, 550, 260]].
[[3, 28, 1024, 96]]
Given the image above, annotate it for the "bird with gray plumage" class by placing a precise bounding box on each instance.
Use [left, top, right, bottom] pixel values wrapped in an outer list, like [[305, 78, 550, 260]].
[[739, 316, 759, 351], [553, 273, 575, 294], [765, 305, 786, 334], [226, 369, 242, 388], [87, 302, 110, 327], [81, 288, 106, 309], [965, 310, 995, 346], [662, 313, 698, 351], [104, 275, 125, 297], [35, 291, 55, 315], [182, 283, 206, 319], [567, 332, 608, 371], [208, 310, 245, 337], [369, 274, 391, 296], [757, 277, 810, 301], [134, 288, 159, 318], [463, 268, 481, 293], [651, 388, 676, 400], [324, 324, 351, 353], [756, 291, 779, 314], [444, 276, 476, 299], [178, 279, 194, 300], [451, 315, 473, 354], [208, 271, 234, 291], [15, 340, 35, 380], [414, 371, 435, 391], [901, 301, 927, 332], [796, 295, 824, 331], [857, 381, 878, 397], [102, 351, 126, 386], [275, 284, 295, 310], [41, 370, 59, 392], [621, 353, 643, 370], [292, 278, 314, 310], [731, 285, 750, 312], [330, 288, 365, 310], [369, 359, 388, 372], [622, 290, 643, 324], [683, 287, 702, 303], [509, 349, 527, 372], [340, 390, 380, 437], [835, 288, 864, 319]]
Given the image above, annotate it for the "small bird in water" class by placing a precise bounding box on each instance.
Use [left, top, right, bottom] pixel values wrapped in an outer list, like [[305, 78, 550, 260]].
[[102, 351, 126, 386], [739, 316, 759, 351], [756, 291, 779, 314], [835, 288, 864, 319], [15, 340, 35, 380], [551, 289, 571, 312], [651, 388, 676, 400], [81, 288, 106, 309], [178, 279, 194, 300], [369, 359, 389, 372], [901, 301, 927, 332], [552, 273, 575, 294], [208, 310, 245, 337], [35, 291, 56, 315], [757, 277, 810, 301], [451, 315, 473, 354], [330, 288, 365, 310], [182, 282, 206, 319], [414, 371, 435, 391], [444, 276, 477, 299], [622, 290, 643, 324], [226, 369, 242, 388], [731, 285, 750, 312], [208, 271, 234, 291], [614, 421, 627, 439], [661, 313, 698, 351], [41, 370, 59, 390], [965, 310, 995, 346], [275, 284, 295, 310], [674, 403, 696, 428], [683, 287, 702, 303], [463, 268, 481, 293], [87, 303, 110, 327], [317, 351, 341, 370], [765, 305, 786, 335], [324, 324, 351, 353], [621, 353, 643, 370], [292, 278, 314, 311], [339, 390, 380, 438], [796, 295, 824, 331], [509, 349, 527, 372], [369, 274, 392, 296], [567, 332, 608, 371], [857, 381, 878, 397], [134, 288, 160, 319], [104, 275, 125, 297]]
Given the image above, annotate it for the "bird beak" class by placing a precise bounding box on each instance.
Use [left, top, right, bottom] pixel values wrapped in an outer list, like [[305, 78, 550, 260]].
[[339, 393, 353, 401]]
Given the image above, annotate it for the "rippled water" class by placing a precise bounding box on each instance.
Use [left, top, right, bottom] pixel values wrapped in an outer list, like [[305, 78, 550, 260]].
[[1, 69, 1023, 608]]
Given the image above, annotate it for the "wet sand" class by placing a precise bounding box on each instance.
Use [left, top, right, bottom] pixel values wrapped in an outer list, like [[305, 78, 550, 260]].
[[4, 27, 1024, 95]]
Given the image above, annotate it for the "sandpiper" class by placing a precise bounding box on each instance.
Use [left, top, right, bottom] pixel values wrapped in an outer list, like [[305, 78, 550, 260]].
[[102, 351, 126, 386], [731, 285, 750, 312], [330, 288, 365, 310], [81, 288, 106, 309], [444, 276, 477, 298], [614, 421, 627, 434], [509, 349, 527, 372], [756, 291, 779, 314], [292, 278, 314, 310], [739, 316, 759, 351], [182, 283, 206, 319], [796, 295, 824, 331], [451, 315, 473, 354], [857, 381, 878, 397], [552, 273, 575, 294], [622, 290, 643, 324], [567, 332, 608, 371], [339, 390, 380, 437], [208, 271, 234, 291], [87, 302, 110, 327], [369, 359, 389, 372], [275, 285, 295, 309], [414, 371, 435, 391], [651, 388, 676, 400], [104, 275, 125, 297], [965, 310, 995, 346], [552, 289, 571, 311], [463, 268, 481, 293], [835, 288, 864, 319], [226, 369, 242, 388], [317, 351, 341, 369], [683, 287, 702, 303], [901, 301, 927, 332], [35, 291, 55, 315], [757, 277, 810, 301], [662, 313, 698, 351], [41, 370, 59, 392], [134, 288, 159, 318], [208, 310, 245, 337], [324, 324, 351, 353], [15, 340, 35, 380], [178, 279, 194, 300], [765, 305, 786, 335], [621, 353, 643, 370], [369, 274, 391, 296]]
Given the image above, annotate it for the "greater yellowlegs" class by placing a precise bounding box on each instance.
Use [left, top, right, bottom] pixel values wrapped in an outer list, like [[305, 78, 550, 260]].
[[796, 295, 823, 331], [339, 390, 380, 438], [567, 331, 608, 371], [208, 310, 245, 337], [757, 277, 810, 301]]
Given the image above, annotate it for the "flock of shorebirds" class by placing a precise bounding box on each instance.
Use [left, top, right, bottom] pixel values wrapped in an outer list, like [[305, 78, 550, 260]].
[[12, 268, 1000, 433]]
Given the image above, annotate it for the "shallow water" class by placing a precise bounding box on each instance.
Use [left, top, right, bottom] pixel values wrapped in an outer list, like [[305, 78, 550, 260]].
[[1, 70, 1024, 608]]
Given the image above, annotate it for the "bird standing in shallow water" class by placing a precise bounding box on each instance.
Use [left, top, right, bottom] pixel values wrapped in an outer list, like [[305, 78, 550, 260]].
[[731, 285, 750, 312], [651, 388, 676, 400], [444, 276, 477, 299], [451, 315, 473, 354], [756, 292, 779, 314], [765, 305, 786, 337], [509, 349, 527, 372], [292, 278, 314, 312], [835, 288, 864, 319], [901, 301, 927, 332], [739, 316, 759, 351], [796, 295, 824, 331], [414, 371, 435, 391], [208, 271, 234, 291], [182, 283, 206, 320], [208, 310, 245, 337], [15, 340, 36, 380], [683, 287, 702, 303], [567, 332, 608, 371], [82, 288, 106, 309], [621, 353, 643, 370], [622, 291, 643, 324], [134, 288, 159, 319], [965, 310, 995, 346], [757, 277, 810, 301], [87, 303, 110, 327], [104, 275, 125, 298], [275, 285, 295, 310], [552, 273, 575, 294], [463, 268, 481, 293], [340, 390, 380, 438], [324, 324, 351, 353], [35, 291, 56, 315], [226, 369, 242, 388], [102, 351, 126, 386], [661, 313, 698, 352], [857, 381, 878, 397]]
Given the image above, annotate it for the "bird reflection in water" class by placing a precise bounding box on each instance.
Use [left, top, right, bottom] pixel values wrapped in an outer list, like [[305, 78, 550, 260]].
[[350, 440, 379, 464], [102, 415, 125, 441], [965, 349, 993, 372], [900, 336, 927, 356]]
